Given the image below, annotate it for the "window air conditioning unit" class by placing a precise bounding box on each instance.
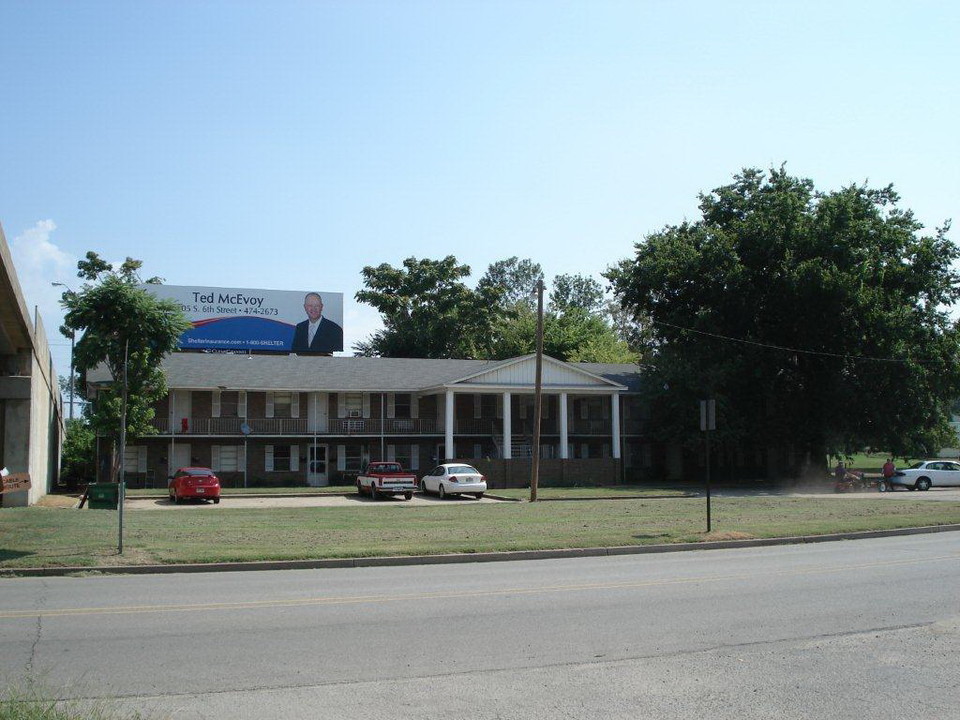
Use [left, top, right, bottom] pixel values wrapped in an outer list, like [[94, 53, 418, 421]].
[[348, 409, 362, 418]]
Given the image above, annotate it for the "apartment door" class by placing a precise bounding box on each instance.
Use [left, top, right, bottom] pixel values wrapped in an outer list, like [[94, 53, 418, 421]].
[[307, 444, 328, 487], [171, 443, 191, 475], [308, 392, 329, 433]]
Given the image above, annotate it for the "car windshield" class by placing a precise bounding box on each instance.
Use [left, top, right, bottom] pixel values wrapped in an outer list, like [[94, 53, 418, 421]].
[[448, 465, 479, 474], [379, 464, 402, 472], [183, 468, 214, 476]]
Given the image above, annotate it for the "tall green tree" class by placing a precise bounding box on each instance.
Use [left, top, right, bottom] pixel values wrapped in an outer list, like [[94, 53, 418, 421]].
[[549, 273, 604, 315], [59, 253, 190, 479], [354, 256, 505, 358], [60, 417, 96, 487], [477, 257, 544, 311], [607, 167, 960, 464], [479, 260, 635, 363], [492, 304, 636, 363]]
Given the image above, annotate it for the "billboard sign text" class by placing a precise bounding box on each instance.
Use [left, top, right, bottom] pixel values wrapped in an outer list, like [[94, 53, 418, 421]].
[[142, 285, 344, 354]]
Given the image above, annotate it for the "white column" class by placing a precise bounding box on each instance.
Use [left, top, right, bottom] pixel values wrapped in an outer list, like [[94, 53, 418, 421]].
[[559, 392, 569, 459], [611, 393, 621, 459], [445, 390, 455, 461], [503, 391, 512, 459]]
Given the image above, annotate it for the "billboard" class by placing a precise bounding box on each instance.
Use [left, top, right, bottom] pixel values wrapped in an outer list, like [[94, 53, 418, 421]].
[[143, 285, 344, 354]]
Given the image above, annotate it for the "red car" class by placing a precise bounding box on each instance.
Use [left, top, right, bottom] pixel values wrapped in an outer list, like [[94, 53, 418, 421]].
[[169, 467, 221, 504]]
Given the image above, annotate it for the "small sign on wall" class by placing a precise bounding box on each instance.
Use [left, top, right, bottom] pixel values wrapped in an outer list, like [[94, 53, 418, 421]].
[[0, 471, 31, 494]]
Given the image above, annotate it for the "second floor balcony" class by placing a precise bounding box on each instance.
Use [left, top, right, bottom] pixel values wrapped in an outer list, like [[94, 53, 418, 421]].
[[148, 416, 645, 438]]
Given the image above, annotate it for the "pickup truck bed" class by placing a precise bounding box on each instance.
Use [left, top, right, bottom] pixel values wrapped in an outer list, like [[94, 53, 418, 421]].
[[357, 462, 418, 500]]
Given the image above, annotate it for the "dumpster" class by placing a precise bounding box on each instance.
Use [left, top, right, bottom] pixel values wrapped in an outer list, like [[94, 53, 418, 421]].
[[87, 482, 122, 509]]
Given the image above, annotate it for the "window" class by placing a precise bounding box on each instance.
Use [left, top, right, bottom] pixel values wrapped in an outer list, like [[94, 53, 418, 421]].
[[273, 392, 292, 418], [337, 444, 365, 473], [344, 446, 363, 472], [393, 394, 411, 419], [266, 445, 298, 472], [213, 445, 241, 472], [123, 446, 147, 473], [274, 446, 291, 471], [390, 443, 413, 468], [343, 393, 363, 418], [267, 392, 298, 419], [219, 391, 241, 418]]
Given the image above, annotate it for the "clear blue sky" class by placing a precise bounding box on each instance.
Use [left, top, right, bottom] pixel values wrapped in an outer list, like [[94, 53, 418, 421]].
[[3, 1, 958, 378]]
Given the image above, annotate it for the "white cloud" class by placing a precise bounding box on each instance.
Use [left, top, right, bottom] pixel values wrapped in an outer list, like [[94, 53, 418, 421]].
[[9, 220, 77, 375]]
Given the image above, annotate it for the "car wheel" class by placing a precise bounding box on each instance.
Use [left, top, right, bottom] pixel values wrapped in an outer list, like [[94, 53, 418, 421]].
[[878, 480, 887, 493], [438, 484, 446, 499], [370, 484, 379, 501], [916, 477, 932, 491], [474, 493, 484, 500], [420, 479, 429, 494], [174, 492, 182, 505], [213, 497, 220, 504], [404, 491, 413, 501]]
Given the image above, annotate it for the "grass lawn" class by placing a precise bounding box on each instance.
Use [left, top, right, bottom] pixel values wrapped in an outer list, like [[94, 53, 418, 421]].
[[833, 452, 938, 474], [2, 494, 958, 570]]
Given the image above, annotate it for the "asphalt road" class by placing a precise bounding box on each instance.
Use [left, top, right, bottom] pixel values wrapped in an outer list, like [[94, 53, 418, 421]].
[[2, 533, 958, 719]]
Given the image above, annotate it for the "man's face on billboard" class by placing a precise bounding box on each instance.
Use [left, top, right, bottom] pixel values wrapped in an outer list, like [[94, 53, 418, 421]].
[[304, 294, 323, 322]]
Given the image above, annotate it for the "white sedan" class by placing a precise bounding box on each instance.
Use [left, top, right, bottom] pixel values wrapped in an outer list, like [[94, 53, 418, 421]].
[[420, 463, 487, 499], [886, 460, 960, 491]]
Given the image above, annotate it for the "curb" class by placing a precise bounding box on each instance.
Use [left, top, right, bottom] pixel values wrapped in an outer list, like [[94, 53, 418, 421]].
[[3, 523, 958, 578]]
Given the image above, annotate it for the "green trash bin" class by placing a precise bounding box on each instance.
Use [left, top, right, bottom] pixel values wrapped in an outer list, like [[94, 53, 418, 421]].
[[87, 482, 122, 510]]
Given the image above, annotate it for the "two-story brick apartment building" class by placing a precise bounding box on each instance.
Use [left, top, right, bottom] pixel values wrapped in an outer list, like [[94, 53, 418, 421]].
[[91, 352, 658, 488]]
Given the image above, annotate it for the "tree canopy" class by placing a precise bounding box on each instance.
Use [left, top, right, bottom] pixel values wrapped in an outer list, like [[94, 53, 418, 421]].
[[354, 256, 505, 358], [476, 256, 544, 311], [355, 255, 635, 363], [607, 166, 960, 462], [59, 253, 190, 477]]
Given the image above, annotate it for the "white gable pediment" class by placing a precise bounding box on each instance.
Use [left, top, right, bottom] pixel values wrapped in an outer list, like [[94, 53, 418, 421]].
[[444, 355, 625, 392]]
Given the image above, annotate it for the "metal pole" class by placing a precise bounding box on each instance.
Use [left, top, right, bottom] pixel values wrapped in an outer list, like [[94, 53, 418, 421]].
[[700, 397, 715, 534], [68, 332, 75, 421], [530, 279, 544, 502], [118, 339, 129, 554], [705, 430, 712, 533], [51, 283, 76, 421]]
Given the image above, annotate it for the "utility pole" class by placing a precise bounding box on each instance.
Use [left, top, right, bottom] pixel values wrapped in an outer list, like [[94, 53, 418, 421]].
[[530, 278, 544, 502], [118, 339, 129, 553]]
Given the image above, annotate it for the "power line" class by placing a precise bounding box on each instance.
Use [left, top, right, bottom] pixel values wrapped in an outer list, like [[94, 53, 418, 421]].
[[651, 320, 930, 364]]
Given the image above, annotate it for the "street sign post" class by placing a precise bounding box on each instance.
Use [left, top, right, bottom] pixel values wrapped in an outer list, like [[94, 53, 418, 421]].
[[700, 399, 716, 532]]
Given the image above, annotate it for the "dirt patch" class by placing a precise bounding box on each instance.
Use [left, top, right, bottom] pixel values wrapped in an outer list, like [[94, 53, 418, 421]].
[[702, 530, 757, 542], [35, 494, 81, 508]]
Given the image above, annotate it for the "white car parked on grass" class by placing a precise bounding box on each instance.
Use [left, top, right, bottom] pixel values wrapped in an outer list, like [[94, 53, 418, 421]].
[[420, 463, 487, 499], [885, 460, 960, 491]]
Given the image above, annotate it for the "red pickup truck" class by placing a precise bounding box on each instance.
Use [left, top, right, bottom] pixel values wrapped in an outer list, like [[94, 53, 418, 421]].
[[356, 461, 418, 500]]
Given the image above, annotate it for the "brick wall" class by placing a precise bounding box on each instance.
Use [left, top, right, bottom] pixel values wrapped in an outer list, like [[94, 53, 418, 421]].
[[471, 458, 621, 488]]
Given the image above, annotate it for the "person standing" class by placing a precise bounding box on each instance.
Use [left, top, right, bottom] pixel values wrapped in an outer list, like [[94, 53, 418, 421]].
[[834, 460, 846, 481], [882, 458, 896, 480], [291, 292, 343, 353]]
